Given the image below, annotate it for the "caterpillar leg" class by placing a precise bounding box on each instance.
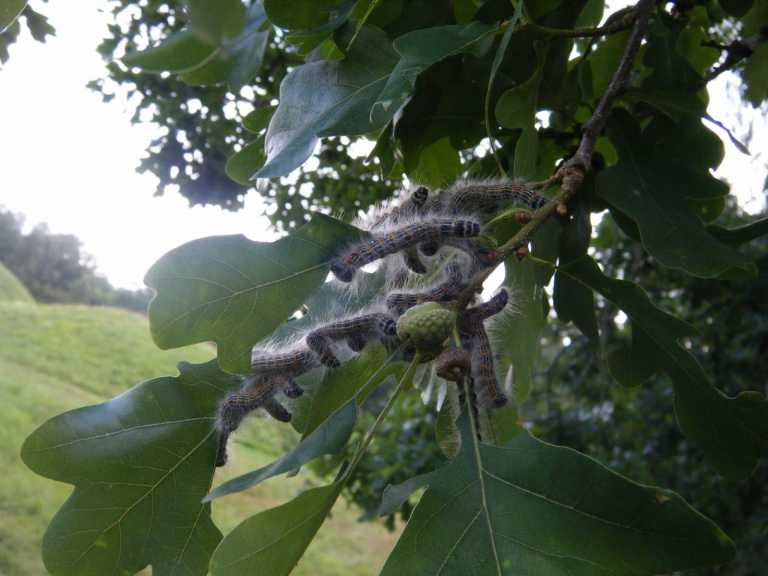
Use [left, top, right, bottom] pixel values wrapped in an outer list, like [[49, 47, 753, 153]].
[[330, 260, 356, 283], [279, 376, 304, 398], [216, 380, 276, 466], [436, 347, 471, 382], [419, 239, 439, 256], [346, 333, 368, 352], [403, 246, 427, 274], [262, 396, 292, 422], [306, 332, 341, 368]]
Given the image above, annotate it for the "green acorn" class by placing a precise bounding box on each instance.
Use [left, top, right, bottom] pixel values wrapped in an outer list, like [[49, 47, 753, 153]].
[[396, 302, 456, 359]]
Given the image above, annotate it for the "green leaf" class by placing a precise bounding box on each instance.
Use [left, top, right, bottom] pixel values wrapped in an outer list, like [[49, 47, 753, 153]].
[[608, 328, 658, 387], [435, 384, 462, 459], [205, 399, 356, 501], [0, 0, 26, 32], [257, 26, 398, 178], [181, 3, 271, 88], [21, 360, 240, 576], [263, 0, 352, 31], [377, 470, 438, 517], [493, 258, 547, 404], [554, 195, 599, 345], [370, 22, 494, 127], [187, 0, 246, 44], [298, 342, 403, 438], [145, 214, 361, 373], [242, 107, 273, 133], [707, 217, 768, 246], [405, 137, 461, 188], [560, 256, 768, 480], [123, 30, 217, 73], [259, 22, 494, 178], [742, 2, 768, 106], [381, 414, 734, 575], [720, 0, 754, 17], [225, 137, 266, 185], [210, 482, 344, 576], [596, 111, 753, 278]]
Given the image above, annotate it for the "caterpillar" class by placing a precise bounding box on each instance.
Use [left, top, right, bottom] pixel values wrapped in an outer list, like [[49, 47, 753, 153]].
[[331, 217, 480, 283], [369, 187, 430, 275], [435, 346, 471, 382], [422, 179, 548, 215], [457, 289, 510, 410], [306, 312, 397, 368], [386, 261, 464, 316], [216, 375, 293, 466], [250, 346, 319, 377]]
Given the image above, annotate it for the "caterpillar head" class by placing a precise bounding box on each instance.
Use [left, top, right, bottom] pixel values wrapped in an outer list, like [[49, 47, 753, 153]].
[[376, 314, 397, 338], [330, 259, 355, 283]]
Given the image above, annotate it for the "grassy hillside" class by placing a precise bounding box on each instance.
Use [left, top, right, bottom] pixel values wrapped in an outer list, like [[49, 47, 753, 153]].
[[0, 262, 33, 303], [0, 301, 397, 575]]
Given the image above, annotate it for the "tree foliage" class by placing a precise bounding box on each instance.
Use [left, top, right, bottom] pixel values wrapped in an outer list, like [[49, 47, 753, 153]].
[[0, 208, 151, 311], [21, 1, 768, 575]]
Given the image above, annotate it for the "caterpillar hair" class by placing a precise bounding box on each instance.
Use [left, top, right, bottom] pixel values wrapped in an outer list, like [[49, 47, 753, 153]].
[[467, 323, 507, 409], [386, 260, 465, 316], [435, 346, 471, 382], [443, 179, 548, 215], [455, 289, 511, 410], [331, 217, 480, 283], [367, 187, 432, 275], [465, 289, 509, 322], [306, 312, 397, 368], [216, 376, 288, 466], [250, 345, 319, 377]]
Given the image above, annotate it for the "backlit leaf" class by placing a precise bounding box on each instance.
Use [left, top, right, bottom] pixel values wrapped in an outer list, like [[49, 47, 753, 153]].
[[145, 214, 361, 373], [205, 399, 356, 501], [382, 414, 734, 575], [561, 256, 768, 479], [210, 482, 344, 576], [596, 111, 753, 278], [21, 360, 240, 576]]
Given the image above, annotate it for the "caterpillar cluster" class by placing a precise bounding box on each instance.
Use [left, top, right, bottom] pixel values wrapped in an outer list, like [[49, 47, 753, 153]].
[[217, 179, 538, 465], [215, 308, 398, 466], [333, 179, 547, 283]]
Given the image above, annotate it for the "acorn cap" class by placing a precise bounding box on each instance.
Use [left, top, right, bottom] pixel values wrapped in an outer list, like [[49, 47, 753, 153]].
[[396, 302, 456, 357]]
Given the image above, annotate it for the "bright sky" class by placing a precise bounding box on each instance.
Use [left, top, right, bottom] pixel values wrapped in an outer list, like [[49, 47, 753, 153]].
[[0, 1, 765, 289]]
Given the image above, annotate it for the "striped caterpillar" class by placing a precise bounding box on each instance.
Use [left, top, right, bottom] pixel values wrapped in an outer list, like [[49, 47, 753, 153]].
[[370, 187, 430, 275], [457, 289, 510, 409], [306, 312, 397, 368], [331, 217, 480, 283], [386, 260, 465, 317], [424, 178, 548, 215], [216, 374, 300, 466]]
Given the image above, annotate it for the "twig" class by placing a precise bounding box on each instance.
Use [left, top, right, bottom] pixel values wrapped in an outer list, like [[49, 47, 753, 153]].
[[523, 7, 637, 39], [702, 27, 768, 85], [456, 0, 655, 310]]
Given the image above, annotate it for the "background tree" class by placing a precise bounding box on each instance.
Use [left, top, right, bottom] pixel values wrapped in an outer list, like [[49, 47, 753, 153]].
[[13, 0, 768, 575], [0, 208, 152, 311]]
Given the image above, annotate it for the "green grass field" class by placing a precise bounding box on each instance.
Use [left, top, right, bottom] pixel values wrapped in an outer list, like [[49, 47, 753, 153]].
[[0, 262, 33, 303], [0, 289, 397, 574]]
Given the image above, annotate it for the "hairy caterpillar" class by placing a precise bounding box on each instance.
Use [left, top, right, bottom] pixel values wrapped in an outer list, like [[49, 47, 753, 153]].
[[435, 346, 471, 382], [386, 261, 464, 316], [216, 375, 294, 466], [457, 290, 510, 409], [250, 346, 319, 377], [331, 217, 480, 283], [423, 178, 548, 215], [368, 187, 431, 275], [306, 312, 397, 368]]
